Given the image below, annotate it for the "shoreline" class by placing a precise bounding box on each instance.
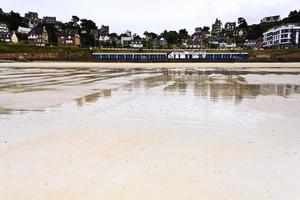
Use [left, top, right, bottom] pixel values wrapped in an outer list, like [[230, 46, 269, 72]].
[[1, 62, 300, 70]]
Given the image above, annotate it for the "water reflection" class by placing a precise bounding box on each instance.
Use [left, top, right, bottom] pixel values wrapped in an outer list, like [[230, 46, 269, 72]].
[[0, 107, 12, 115], [75, 90, 112, 106], [1, 67, 300, 115], [159, 74, 300, 103]]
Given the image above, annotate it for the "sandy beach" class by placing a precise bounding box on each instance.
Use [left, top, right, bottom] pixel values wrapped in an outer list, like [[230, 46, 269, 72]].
[[1, 65, 300, 200], [1, 61, 300, 70]]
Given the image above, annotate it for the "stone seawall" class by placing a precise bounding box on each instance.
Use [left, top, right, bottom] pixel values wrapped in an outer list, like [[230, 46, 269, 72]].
[[1, 51, 300, 62], [0, 52, 90, 61]]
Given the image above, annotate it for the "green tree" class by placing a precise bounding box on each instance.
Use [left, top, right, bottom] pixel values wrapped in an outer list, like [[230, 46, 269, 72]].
[[238, 17, 248, 29], [282, 10, 300, 23], [160, 30, 181, 46], [179, 29, 189, 40], [203, 26, 210, 32], [80, 19, 97, 33]]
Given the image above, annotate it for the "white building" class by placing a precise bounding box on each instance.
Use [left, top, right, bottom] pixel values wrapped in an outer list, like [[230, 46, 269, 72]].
[[261, 15, 281, 23], [130, 39, 143, 48], [121, 36, 133, 46], [121, 30, 133, 47], [11, 31, 18, 43], [262, 24, 300, 48], [168, 50, 206, 59], [99, 35, 110, 42], [219, 42, 236, 49]]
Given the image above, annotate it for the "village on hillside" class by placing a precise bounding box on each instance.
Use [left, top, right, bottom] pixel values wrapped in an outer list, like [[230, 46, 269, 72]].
[[0, 8, 300, 50]]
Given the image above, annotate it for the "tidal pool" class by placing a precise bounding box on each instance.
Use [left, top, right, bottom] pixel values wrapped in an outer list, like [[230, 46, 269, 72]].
[[0, 67, 300, 200]]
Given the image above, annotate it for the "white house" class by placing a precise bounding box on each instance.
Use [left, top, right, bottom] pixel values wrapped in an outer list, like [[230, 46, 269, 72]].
[[121, 30, 133, 47], [168, 50, 206, 59], [99, 35, 110, 42], [11, 31, 18, 43], [262, 24, 300, 48], [121, 36, 133, 46], [261, 15, 281, 23], [130, 39, 143, 48], [219, 42, 236, 49]]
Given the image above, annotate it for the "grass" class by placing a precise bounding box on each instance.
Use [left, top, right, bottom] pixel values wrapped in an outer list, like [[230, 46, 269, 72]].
[[1, 42, 299, 58], [0, 42, 88, 53]]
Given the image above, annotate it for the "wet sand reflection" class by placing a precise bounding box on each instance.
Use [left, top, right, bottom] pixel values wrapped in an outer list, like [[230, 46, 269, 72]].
[[0, 67, 300, 115]]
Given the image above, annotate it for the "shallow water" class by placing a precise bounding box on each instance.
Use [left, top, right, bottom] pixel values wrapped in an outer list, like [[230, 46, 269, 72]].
[[1, 67, 300, 200]]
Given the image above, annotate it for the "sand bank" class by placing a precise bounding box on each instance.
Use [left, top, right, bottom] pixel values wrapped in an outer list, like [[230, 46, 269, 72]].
[[1, 61, 300, 70]]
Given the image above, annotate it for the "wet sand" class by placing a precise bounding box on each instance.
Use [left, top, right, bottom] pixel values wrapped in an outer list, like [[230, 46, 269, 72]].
[[1, 66, 300, 200], [1, 61, 300, 70]]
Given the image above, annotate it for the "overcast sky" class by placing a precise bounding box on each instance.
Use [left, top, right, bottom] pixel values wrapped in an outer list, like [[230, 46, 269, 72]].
[[1, 0, 299, 34]]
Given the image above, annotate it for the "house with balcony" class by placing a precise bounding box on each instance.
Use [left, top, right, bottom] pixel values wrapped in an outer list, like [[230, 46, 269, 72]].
[[262, 24, 300, 48]]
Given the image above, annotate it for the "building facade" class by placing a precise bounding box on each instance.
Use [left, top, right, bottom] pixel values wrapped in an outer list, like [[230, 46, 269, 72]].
[[224, 22, 236, 32], [121, 31, 133, 47], [183, 38, 203, 48], [43, 16, 56, 24], [262, 24, 300, 48], [130, 39, 143, 48], [25, 11, 38, 20], [211, 18, 222, 36], [261, 15, 281, 23], [28, 26, 49, 46], [58, 31, 80, 46]]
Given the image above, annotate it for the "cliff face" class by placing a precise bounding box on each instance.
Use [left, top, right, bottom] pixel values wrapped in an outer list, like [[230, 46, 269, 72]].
[[0, 52, 91, 61]]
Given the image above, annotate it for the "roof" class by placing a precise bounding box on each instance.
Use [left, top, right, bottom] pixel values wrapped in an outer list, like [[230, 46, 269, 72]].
[[29, 26, 47, 35], [186, 38, 202, 45], [59, 30, 80, 38], [210, 36, 234, 43], [17, 26, 31, 33]]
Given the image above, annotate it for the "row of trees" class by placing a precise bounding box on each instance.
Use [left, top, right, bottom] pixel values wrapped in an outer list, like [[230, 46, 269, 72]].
[[1, 8, 299, 48]]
